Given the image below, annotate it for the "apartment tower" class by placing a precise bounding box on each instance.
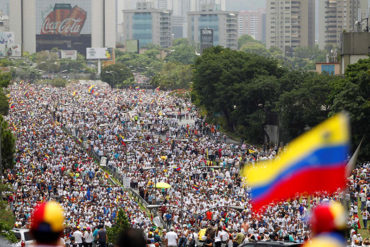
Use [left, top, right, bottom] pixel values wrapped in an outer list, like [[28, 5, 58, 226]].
[[318, 0, 369, 50], [266, 0, 315, 55]]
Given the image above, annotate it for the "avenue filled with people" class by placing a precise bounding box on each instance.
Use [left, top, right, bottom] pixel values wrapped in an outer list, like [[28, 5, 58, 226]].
[[3, 81, 370, 246]]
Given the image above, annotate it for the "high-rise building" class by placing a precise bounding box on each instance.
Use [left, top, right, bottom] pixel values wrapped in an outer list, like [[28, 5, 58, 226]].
[[318, 0, 369, 50], [238, 9, 266, 43], [188, 9, 238, 50], [266, 0, 315, 55], [123, 1, 172, 48], [190, 0, 225, 11]]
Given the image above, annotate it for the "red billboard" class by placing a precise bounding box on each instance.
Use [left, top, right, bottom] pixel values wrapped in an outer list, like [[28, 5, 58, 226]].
[[36, 1, 91, 56]]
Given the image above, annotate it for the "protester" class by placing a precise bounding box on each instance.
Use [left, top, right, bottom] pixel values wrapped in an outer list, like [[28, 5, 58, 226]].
[[4, 82, 369, 246], [30, 201, 65, 247]]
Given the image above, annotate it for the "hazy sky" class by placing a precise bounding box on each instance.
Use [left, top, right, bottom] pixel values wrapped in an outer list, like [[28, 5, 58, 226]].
[[226, 0, 266, 11]]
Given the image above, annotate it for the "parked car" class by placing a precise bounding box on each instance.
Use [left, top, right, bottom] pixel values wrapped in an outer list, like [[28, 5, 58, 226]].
[[11, 229, 35, 247]]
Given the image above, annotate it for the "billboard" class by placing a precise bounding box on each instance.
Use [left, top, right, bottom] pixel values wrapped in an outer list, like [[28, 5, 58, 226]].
[[60, 50, 77, 60], [86, 48, 113, 60], [200, 29, 213, 54], [0, 32, 21, 57], [126, 40, 139, 53], [36, 0, 91, 56]]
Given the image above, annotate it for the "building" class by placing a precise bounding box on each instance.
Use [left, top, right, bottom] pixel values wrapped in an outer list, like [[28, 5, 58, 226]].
[[318, 0, 369, 50], [190, 0, 226, 12], [266, 0, 315, 55], [340, 32, 370, 73], [188, 7, 238, 50], [315, 62, 341, 75], [6, 0, 116, 56], [238, 9, 266, 43], [123, 2, 172, 48]]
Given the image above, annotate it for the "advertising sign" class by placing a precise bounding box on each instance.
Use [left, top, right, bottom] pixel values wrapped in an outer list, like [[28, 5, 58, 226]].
[[36, 0, 91, 56], [86, 48, 113, 60], [126, 40, 139, 53], [0, 32, 21, 57], [60, 50, 77, 60]]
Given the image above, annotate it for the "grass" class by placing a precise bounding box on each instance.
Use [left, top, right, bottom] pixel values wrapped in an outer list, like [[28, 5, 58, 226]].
[[357, 199, 370, 239]]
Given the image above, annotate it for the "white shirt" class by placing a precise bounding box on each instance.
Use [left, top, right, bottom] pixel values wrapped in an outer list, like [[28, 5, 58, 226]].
[[165, 231, 178, 246], [73, 230, 83, 244]]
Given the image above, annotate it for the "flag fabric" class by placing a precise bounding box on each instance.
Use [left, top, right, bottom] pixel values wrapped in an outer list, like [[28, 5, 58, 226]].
[[175, 167, 181, 172], [155, 86, 160, 91], [135, 86, 140, 91], [241, 113, 350, 212], [10, 103, 15, 109], [119, 134, 126, 146], [24, 91, 29, 97], [192, 185, 200, 191], [104, 172, 109, 179], [88, 85, 95, 94], [72, 91, 77, 97]]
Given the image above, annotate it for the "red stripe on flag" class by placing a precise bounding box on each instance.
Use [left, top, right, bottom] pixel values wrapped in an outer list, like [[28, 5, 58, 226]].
[[252, 164, 346, 212]]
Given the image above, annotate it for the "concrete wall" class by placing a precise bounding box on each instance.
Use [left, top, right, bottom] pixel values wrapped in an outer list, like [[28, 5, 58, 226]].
[[104, 0, 116, 47], [9, 0, 22, 49], [91, 0, 104, 47], [23, 0, 36, 54]]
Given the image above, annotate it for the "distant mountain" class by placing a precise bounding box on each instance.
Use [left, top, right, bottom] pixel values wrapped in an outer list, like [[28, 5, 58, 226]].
[[226, 0, 266, 11]]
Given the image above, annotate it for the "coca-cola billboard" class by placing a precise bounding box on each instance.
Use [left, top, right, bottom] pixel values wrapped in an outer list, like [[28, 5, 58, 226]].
[[36, 0, 91, 56]]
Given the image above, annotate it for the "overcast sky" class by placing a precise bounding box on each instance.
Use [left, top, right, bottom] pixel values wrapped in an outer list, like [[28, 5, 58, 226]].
[[226, 0, 266, 11]]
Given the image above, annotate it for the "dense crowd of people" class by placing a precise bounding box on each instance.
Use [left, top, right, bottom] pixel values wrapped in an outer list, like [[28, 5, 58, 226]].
[[3, 81, 369, 246]]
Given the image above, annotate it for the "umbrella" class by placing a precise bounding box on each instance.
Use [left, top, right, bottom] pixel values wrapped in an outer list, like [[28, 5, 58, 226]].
[[154, 182, 171, 189]]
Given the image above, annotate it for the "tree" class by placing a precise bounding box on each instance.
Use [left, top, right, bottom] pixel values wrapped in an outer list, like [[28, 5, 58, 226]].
[[192, 46, 284, 143], [0, 72, 12, 88], [0, 115, 16, 173], [35, 51, 60, 73], [165, 38, 197, 65], [151, 62, 193, 90], [106, 209, 130, 244], [330, 58, 370, 160], [101, 63, 134, 88], [238, 34, 256, 49], [277, 72, 332, 142], [0, 89, 9, 116]]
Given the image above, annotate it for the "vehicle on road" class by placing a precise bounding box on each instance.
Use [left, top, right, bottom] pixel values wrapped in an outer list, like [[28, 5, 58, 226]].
[[11, 229, 35, 247]]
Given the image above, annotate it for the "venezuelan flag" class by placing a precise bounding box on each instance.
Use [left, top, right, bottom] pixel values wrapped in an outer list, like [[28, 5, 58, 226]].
[[241, 113, 350, 212], [119, 134, 126, 146], [88, 85, 95, 94], [192, 184, 200, 191], [9, 102, 15, 109]]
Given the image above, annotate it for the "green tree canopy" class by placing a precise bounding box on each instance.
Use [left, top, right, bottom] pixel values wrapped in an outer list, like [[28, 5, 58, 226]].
[[151, 62, 193, 90], [101, 63, 134, 88], [106, 209, 130, 244], [165, 38, 197, 65], [192, 46, 284, 142], [330, 57, 370, 160], [0, 115, 15, 173]]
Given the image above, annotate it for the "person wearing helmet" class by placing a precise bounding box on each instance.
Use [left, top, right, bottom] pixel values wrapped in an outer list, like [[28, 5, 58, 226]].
[[30, 201, 65, 247], [303, 201, 347, 247]]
